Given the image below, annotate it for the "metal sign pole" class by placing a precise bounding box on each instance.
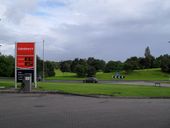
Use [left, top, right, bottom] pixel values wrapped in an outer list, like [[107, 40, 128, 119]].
[[34, 43, 37, 88], [15, 42, 17, 88], [43, 40, 45, 81]]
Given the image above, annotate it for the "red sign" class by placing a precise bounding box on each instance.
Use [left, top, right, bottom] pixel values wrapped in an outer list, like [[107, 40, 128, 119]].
[[16, 42, 35, 69]]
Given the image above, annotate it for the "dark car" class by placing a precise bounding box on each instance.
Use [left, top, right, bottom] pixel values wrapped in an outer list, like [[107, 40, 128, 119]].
[[37, 75, 42, 81], [83, 77, 98, 83]]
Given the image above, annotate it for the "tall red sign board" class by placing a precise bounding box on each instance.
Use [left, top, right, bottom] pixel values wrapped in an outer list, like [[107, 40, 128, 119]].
[[16, 42, 35, 83]]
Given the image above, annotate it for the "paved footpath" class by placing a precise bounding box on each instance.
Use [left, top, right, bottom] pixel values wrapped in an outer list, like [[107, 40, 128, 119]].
[[0, 94, 170, 128]]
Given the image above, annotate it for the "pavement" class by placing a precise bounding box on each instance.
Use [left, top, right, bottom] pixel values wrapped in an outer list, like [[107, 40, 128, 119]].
[[0, 93, 170, 128]]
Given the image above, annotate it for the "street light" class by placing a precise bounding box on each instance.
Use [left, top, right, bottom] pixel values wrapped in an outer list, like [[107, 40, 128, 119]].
[[0, 44, 2, 55], [43, 40, 45, 81]]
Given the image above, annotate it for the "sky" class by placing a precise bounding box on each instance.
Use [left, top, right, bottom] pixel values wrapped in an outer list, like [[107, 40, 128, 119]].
[[0, 0, 170, 61]]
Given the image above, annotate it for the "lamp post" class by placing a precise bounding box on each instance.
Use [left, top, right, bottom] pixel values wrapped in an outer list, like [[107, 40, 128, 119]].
[[43, 40, 45, 81], [0, 44, 2, 55], [0, 18, 2, 55]]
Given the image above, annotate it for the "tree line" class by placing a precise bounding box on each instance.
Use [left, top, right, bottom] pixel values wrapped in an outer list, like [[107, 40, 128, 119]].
[[0, 55, 57, 77], [0, 46, 170, 78], [59, 47, 170, 77]]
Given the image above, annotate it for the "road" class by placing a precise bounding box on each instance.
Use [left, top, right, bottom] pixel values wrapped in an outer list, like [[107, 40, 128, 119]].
[[44, 80, 170, 87], [0, 94, 170, 128], [1, 77, 170, 87]]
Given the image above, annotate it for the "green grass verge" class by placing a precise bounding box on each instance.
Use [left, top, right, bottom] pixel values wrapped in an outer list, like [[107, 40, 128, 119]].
[[0, 80, 14, 88], [46, 68, 170, 81], [123, 68, 170, 81], [46, 70, 84, 80], [1, 79, 170, 97], [37, 82, 170, 97]]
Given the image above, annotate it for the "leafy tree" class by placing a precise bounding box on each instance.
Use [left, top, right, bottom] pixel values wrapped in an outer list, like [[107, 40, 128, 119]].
[[144, 46, 151, 58], [104, 61, 123, 73], [159, 54, 170, 73], [0, 55, 15, 77], [138, 57, 146, 69], [87, 57, 105, 71], [75, 64, 87, 77], [125, 57, 140, 70], [60, 61, 72, 73], [37, 56, 55, 77], [70, 58, 81, 72], [45, 61, 55, 77], [144, 46, 155, 68], [37, 56, 43, 76], [87, 66, 96, 77], [123, 62, 134, 74]]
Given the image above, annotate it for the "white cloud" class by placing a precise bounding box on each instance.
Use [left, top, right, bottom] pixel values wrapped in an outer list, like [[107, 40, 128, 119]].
[[0, 0, 170, 61]]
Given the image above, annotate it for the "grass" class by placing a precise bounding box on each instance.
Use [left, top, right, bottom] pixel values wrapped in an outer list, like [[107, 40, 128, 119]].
[[123, 68, 170, 81], [0, 80, 14, 88], [1, 79, 170, 97], [46, 69, 84, 80], [46, 68, 170, 81], [37, 82, 170, 97]]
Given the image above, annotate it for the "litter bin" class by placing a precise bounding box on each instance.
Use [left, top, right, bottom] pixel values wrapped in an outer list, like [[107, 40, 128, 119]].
[[22, 73, 32, 92]]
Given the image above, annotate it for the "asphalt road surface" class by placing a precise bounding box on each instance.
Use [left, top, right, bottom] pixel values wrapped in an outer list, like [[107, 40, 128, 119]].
[[44, 80, 170, 87], [0, 94, 170, 128]]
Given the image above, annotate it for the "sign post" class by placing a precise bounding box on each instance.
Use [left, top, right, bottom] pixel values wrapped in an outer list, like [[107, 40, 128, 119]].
[[15, 42, 37, 88]]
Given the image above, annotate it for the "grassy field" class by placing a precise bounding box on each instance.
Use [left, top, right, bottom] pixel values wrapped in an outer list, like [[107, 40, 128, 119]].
[[1, 79, 170, 97], [46, 69, 84, 80], [37, 82, 170, 97], [46, 68, 170, 81], [0, 80, 14, 88]]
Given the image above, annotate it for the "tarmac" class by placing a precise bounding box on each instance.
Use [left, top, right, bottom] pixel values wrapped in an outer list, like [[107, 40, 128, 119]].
[[0, 93, 170, 128]]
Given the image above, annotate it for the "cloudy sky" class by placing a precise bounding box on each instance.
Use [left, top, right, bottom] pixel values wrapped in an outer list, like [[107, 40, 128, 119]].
[[0, 0, 170, 61]]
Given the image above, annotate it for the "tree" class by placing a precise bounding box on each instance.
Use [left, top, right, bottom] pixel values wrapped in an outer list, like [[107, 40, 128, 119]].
[[159, 54, 170, 73], [144, 46, 151, 58], [104, 61, 123, 73], [37, 56, 43, 76], [45, 61, 55, 77], [123, 62, 134, 74], [0, 55, 15, 77], [87, 57, 106, 71], [144, 46, 155, 68], [70, 58, 81, 72], [75, 64, 87, 77], [125, 57, 140, 70], [60, 61, 72, 73], [87, 66, 96, 77]]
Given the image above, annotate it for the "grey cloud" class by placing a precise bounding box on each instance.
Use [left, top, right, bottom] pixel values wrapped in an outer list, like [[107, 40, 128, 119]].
[[1, 0, 170, 61], [3, 0, 38, 23]]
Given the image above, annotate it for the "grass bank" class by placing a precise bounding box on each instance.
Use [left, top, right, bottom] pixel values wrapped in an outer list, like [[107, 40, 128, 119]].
[[46, 68, 170, 81], [1, 79, 170, 97], [37, 82, 170, 97], [0, 80, 14, 88]]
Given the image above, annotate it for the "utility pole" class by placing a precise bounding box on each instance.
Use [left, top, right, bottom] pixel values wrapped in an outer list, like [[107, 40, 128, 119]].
[[43, 40, 45, 81]]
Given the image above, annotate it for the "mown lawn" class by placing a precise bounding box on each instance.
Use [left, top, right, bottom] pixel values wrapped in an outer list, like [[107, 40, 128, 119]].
[[1, 79, 170, 97], [46, 69, 84, 80], [46, 68, 170, 81], [123, 68, 170, 81], [0, 80, 14, 88], [37, 82, 170, 97]]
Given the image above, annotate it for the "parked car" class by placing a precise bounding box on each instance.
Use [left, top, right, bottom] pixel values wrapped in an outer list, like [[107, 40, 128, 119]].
[[83, 77, 98, 83], [37, 75, 42, 81]]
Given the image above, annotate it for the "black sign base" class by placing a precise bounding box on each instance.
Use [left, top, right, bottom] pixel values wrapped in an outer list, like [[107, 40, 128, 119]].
[[17, 69, 34, 82]]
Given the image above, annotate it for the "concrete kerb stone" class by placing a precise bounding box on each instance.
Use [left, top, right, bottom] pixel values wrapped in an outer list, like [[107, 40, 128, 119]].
[[1, 89, 170, 99]]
